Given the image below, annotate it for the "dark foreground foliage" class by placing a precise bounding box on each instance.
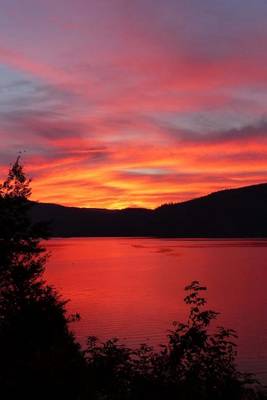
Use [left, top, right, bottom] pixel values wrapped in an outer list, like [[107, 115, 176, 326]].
[[0, 159, 266, 400], [85, 281, 266, 400], [0, 159, 85, 400]]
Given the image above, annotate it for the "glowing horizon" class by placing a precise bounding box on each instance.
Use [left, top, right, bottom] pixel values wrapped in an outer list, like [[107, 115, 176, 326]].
[[1, 0, 267, 209]]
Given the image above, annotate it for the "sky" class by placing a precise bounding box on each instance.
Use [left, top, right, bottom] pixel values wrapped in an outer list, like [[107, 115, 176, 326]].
[[0, 0, 267, 209]]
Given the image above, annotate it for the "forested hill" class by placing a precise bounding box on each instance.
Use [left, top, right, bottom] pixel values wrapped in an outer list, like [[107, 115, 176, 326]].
[[30, 182, 267, 237]]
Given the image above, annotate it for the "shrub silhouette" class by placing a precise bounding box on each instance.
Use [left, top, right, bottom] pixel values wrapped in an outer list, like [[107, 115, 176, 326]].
[[86, 281, 266, 399]]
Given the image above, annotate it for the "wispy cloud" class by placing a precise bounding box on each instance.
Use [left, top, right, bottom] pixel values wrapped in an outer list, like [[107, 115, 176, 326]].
[[0, 0, 267, 207]]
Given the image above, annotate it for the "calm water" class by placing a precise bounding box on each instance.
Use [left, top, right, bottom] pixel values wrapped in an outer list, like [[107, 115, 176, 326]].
[[45, 238, 267, 382]]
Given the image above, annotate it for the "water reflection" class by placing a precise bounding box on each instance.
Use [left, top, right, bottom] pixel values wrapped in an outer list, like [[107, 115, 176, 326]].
[[45, 238, 267, 382]]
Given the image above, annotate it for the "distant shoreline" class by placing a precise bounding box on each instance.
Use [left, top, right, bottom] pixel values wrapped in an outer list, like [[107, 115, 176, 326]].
[[47, 236, 267, 240], [31, 182, 267, 238]]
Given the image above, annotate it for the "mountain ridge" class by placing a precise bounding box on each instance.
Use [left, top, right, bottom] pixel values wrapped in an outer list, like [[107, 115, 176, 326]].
[[30, 182, 267, 237]]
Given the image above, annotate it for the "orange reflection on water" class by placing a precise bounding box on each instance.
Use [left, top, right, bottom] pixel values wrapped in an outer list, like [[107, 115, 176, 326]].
[[45, 238, 267, 382]]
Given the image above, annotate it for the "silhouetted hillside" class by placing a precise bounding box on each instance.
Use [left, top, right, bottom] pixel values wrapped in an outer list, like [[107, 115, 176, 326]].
[[30, 183, 267, 237]]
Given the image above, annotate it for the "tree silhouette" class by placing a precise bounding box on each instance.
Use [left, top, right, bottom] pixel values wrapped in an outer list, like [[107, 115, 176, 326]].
[[0, 158, 85, 400]]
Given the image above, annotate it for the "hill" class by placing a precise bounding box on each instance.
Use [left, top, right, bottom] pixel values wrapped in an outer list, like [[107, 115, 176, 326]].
[[30, 183, 267, 237]]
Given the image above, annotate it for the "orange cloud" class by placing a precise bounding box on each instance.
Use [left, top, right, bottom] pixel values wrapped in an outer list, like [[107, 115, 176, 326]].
[[0, 1, 267, 208]]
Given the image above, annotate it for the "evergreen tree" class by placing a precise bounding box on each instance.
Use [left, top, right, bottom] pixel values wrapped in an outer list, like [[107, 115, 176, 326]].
[[0, 158, 85, 400]]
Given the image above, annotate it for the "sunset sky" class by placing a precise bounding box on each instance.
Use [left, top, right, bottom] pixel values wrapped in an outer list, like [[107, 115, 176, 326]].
[[0, 0, 267, 209]]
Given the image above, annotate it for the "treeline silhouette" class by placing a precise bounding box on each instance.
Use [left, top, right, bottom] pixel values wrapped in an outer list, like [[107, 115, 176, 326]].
[[31, 182, 267, 237], [0, 158, 266, 399]]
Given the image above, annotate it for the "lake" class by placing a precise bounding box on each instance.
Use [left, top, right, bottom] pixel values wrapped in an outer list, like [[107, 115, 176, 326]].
[[45, 238, 267, 383]]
